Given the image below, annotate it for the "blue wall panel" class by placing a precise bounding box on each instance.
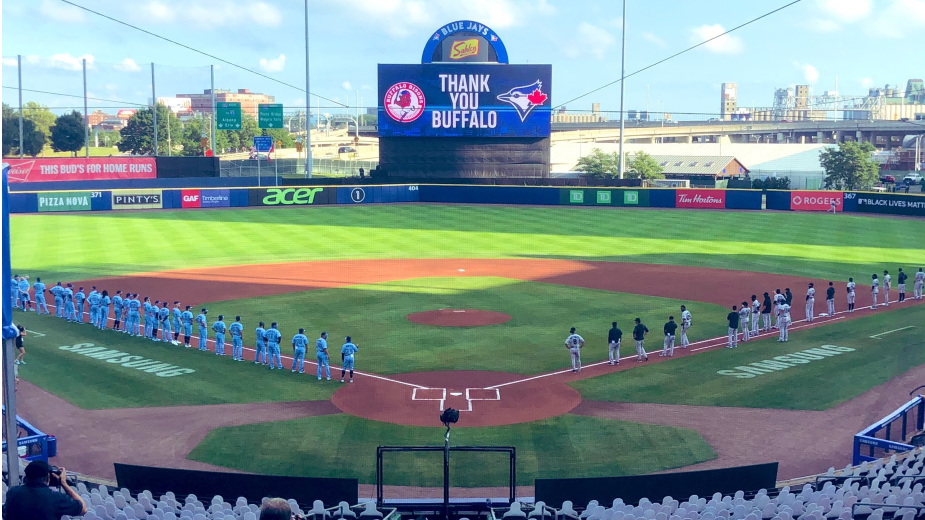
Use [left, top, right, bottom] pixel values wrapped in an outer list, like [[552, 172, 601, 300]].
[[419, 185, 559, 205], [161, 190, 182, 209], [842, 192, 858, 213], [648, 189, 676, 208], [91, 192, 112, 211], [765, 191, 791, 210], [8, 193, 37, 213], [725, 190, 762, 210], [230, 189, 249, 207]]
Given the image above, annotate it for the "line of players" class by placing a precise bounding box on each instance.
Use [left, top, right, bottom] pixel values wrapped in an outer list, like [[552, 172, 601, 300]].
[[9, 278, 362, 383]]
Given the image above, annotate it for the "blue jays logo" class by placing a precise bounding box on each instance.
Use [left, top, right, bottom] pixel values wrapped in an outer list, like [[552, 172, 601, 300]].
[[496, 81, 548, 122]]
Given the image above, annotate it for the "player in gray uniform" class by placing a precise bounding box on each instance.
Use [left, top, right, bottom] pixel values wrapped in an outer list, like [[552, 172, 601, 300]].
[[846, 278, 856, 312], [825, 282, 836, 316], [871, 274, 880, 309], [661, 316, 678, 357], [565, 327, 584, 373], [777, 302, 792, 342], [679, 305, 692, 348], [805, 283, 816, 322], [773, 289, 785, 328], [750, 295, 760, 336], [738, 302, 751, 342], [914, 268, 925, 300], [883, 271, 891, 306]]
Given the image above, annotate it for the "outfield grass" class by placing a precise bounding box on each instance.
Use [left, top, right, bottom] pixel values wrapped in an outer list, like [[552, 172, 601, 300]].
[[11, 206, 925, 282], [13, 311, 337, 409], [187, 414, 717, 486], [572, 304, 925, 410], [200, 277, 729, 374]]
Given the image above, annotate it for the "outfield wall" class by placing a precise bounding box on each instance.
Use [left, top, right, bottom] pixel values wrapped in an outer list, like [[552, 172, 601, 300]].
[[7, 185, 925, 217]]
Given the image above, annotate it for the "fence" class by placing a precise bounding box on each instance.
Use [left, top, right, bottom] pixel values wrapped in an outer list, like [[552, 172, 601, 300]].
[[853, 395, 925, 465], [218, 158, 378, 179]]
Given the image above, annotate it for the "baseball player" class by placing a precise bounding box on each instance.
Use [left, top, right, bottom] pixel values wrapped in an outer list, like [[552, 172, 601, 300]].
[[158, 303, 171, 342], [607, 321, 622, 365], [196, 308, 209, 350], [316, 332, 331, 381], [121, 296, 131, 332], [883, 270, 891, 306], [785, 288, 793, 306], [111, 291, 124, 330], [230, 316, 244, 361], [150, 301, 161, 341], [63, 284, 75, 322], [33, 278, 48, 315], [341, 336, 359, 383], [661, 316, 678, 357], [750, 295, 760, 336], [632, 318, 649, 361], [171, 302, 182, 344], [761, 292, 772, 331], [142, 297, 153, 338], [679, 305, 692, 348], [773, 289, 785, 328], [212, 315, 227, 355], [738, 302, 751, 342], [915, 268, 924, 300], [265, 323, 283, 370], [74, 287, 86, 323], [50, 282, 64, 318], [98, 290, 111, 329], [291, 328, 309, 373], [87, 287, 100, 327], [898, 268, 907, 303], [565, 327, 584, 373], [847, 278, 857, 312], [128, 295, 142, 336], [254, 321, 268, 364], [17, 276, 32, 312], [871, 274, 880, 309], [179, 305, 193, 346], [777, 300, 792, 342], [10, 276, 19, 310], [727, 305, 740, 348], [805, 283, 815, 322]]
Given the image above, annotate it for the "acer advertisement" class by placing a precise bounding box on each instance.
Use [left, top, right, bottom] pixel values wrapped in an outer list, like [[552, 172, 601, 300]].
[[378, 63, 552, 138], [5, 158, 157, 183], [790, 191, 843, 212], [248, 187, 336, 207], [676, 189, 726, 209]]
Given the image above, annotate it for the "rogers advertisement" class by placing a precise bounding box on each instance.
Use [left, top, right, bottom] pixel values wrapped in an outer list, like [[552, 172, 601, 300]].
[[676, 189, 726, 209], [5, 158, 157, 183], [791, 191, 843, 212]]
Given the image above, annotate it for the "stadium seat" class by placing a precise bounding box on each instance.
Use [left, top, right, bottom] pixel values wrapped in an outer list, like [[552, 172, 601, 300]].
[[358, 501, 383, 518], [503, 502, 527, 518], [558, 501, 578, 519], [308, 500, 331, 518]]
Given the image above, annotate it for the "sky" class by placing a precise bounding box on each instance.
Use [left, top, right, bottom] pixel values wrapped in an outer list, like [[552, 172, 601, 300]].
[[2, 0, 924, 118]]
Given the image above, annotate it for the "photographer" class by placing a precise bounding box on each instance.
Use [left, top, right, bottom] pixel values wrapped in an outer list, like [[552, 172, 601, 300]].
[[3, 461, 86, 520]]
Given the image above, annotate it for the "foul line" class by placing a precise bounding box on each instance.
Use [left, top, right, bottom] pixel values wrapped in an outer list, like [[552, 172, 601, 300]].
[[870, 326, 915, 339]]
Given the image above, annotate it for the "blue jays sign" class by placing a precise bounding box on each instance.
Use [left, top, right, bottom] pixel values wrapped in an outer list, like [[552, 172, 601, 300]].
[[378, 64, 552, 138]]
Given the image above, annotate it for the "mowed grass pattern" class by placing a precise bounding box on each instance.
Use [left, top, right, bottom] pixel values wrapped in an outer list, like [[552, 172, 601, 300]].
[[11, 205, 925, 282]]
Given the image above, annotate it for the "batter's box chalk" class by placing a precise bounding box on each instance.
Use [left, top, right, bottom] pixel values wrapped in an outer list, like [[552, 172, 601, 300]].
[[466, 388, 501, 401], [411, 388, 446, 401]]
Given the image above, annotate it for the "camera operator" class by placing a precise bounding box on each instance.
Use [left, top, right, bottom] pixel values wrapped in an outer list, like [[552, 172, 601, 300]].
[[258, 498, 293, 520], [3, 461, 86, 520]]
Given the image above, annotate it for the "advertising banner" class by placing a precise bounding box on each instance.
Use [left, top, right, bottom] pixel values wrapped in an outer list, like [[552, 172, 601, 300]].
[[112, 190, 163, 210], [5, 158, 157, 183], [200, 189, 231, 208], [676, 189, 726, 209], [849, 192, 925, 216], [37, 191, 93, 212], [248, 187, 336, 207], [378, 63, 552, 138], [790, 191, 843, 212], [561, 189, 647, 207], [181, 190, 201, 208]]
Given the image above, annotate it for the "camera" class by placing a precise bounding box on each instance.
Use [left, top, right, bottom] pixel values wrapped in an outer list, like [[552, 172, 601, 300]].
[[48, 466, 77, 487]]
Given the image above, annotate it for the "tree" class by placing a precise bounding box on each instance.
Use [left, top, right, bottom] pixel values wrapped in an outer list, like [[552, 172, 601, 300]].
[[752, 177, 791, 190], [98, 130, 122, 147], [50, 111, 85, 156], [23, 101, 55, 140], [118, 104, 183, 155], [179, 117, 208, 157], [263, 128, 295, 148], [2, 103, 16, 156], [2, 107, 46, 157], [576, 148, 620, 178], [625, 151, 665, 180], [820, 141, 879, 191]]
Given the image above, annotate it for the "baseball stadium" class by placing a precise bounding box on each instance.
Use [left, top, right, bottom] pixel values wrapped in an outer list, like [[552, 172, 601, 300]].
[[3, 4, 925, 520]]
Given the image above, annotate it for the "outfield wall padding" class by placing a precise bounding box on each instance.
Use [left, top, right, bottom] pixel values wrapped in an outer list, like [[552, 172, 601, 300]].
[[535, 462, 778, 508], [765, 191, 792, 211], [724, 190, 763, 210], [418, 185, 561, 205], [849, 191, 925, 216], [649, 189, 677, 208]]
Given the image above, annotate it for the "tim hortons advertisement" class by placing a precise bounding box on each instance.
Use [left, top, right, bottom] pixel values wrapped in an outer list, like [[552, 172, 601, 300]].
[[676, 189, 726, 209], [5, 158, 157, 183], [791, 191, 843, 212]]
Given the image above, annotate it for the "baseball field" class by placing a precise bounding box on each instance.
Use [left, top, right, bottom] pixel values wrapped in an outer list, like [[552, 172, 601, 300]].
[[9, 204, 925, 490]]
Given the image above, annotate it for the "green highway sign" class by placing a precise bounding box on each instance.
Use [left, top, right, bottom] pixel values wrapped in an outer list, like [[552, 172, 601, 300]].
[[216, 102, 242, 130], [258, 104, 284, 129]]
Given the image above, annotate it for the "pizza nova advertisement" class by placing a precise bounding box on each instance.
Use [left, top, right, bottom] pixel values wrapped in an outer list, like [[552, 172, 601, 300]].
[[378, 63, 552, 138], [675, 189, 726, 209], [5, 158, 157, 183], [790, 191, 843, 212], [37, 191, 93, 212]]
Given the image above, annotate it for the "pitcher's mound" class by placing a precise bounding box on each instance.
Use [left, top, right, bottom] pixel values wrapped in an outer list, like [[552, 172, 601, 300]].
[[407, 309, 511, 327]]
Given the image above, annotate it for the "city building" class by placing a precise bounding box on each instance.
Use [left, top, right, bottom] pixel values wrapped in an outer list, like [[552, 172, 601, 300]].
[[551, 103, 608, 123], [177, 89, 275, 119], [648, 154, 748, 183], [721, 83, 737, 121], [117, 109, 136, 121], [88, 110, 116, 127]]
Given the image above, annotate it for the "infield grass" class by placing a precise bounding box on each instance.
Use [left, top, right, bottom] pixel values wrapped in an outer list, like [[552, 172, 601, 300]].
[[187, 413, 717, 486]]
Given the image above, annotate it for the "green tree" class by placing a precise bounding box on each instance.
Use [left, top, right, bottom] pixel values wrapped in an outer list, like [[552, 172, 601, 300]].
[[118, 104, 183, 155], [23, 101, 56, 140], [625, 151, 665, 180], [262, 128, 295, 148], [98, 130, 122, 147], [179, 117, 208, 156], [50, 110, 85, 157], [2, 103, 16, 156], [576, 148, 620, 178], [820, 141, 879, 190]]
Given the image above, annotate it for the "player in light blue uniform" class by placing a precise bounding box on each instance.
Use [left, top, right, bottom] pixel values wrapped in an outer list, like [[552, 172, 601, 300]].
[[10, 276, 20, 310], [87, 287, 100, 327], [33, 278, 48, 315], [265, 323, 282, 369], [212, 315, 226, 355], [63, 284, 76, 322], [291, 328, 309, 373], [196, 309, 209, 351], [171, 302, 182, 343], [143, 298, 153, 338], [150, 301, 161, 341], [315, 332, 331, 381], [340, 337, 359, 383], [18, 277, 32, 312], [51, 282, 64, 318], [98, 291, 111, 329], [74, 287, 86, 323], [158, 304, 171, 342], [181, 306, 194, 347], [254, 322, 268, 365], [128, 295, 142, 336], [111, 291, 124, 330], [229, 316, 244, 361]]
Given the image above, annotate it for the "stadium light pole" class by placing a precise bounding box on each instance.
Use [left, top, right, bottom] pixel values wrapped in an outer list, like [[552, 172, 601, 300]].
[[304, 0, 313, 178], [83, 59, 90, 158], [617, 0, 627, 179]]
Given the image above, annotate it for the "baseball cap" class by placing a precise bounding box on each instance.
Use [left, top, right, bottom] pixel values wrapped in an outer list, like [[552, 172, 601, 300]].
[[24, 460, 51, 480]]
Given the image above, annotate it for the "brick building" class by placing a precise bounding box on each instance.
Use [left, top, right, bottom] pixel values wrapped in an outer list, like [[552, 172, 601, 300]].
[[176, 89, 275, 119]]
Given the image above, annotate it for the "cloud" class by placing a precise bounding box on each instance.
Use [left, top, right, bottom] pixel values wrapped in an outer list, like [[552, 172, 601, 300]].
[[1, 57, 18, 67], [39, 0, 86, 22], [138, 1, 175, 22], [866, 0, 925, 38], [690, 24, 743, 54], [802, 64, 819, 84], [114, 58, 142, 72], [814, 0, 872, 24], [258, 54, 286, 73], [809, 0, 925, 37], [564, 22, 616, 59], [641, 32, 667, 48], [135, 0, 281, 27], [41, 53, 96, 71], [861, 77, 875, 88], [342, 81, 353, 90]]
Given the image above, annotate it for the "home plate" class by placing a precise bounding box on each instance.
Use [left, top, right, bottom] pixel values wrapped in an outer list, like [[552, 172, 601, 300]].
[[449, 392, 463, 396]]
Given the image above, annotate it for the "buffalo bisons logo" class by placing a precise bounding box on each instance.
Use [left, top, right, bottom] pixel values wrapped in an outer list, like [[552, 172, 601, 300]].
[[384, 82, 426, 123], [496, 80, 547, 122]]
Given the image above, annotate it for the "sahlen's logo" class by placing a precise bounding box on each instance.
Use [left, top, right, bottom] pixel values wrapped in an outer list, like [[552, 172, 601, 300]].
[[449, 38, 480, 59], [497, 80, 547, 122], [384, 82, 426, 122], [262, 188, 323, 206]]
